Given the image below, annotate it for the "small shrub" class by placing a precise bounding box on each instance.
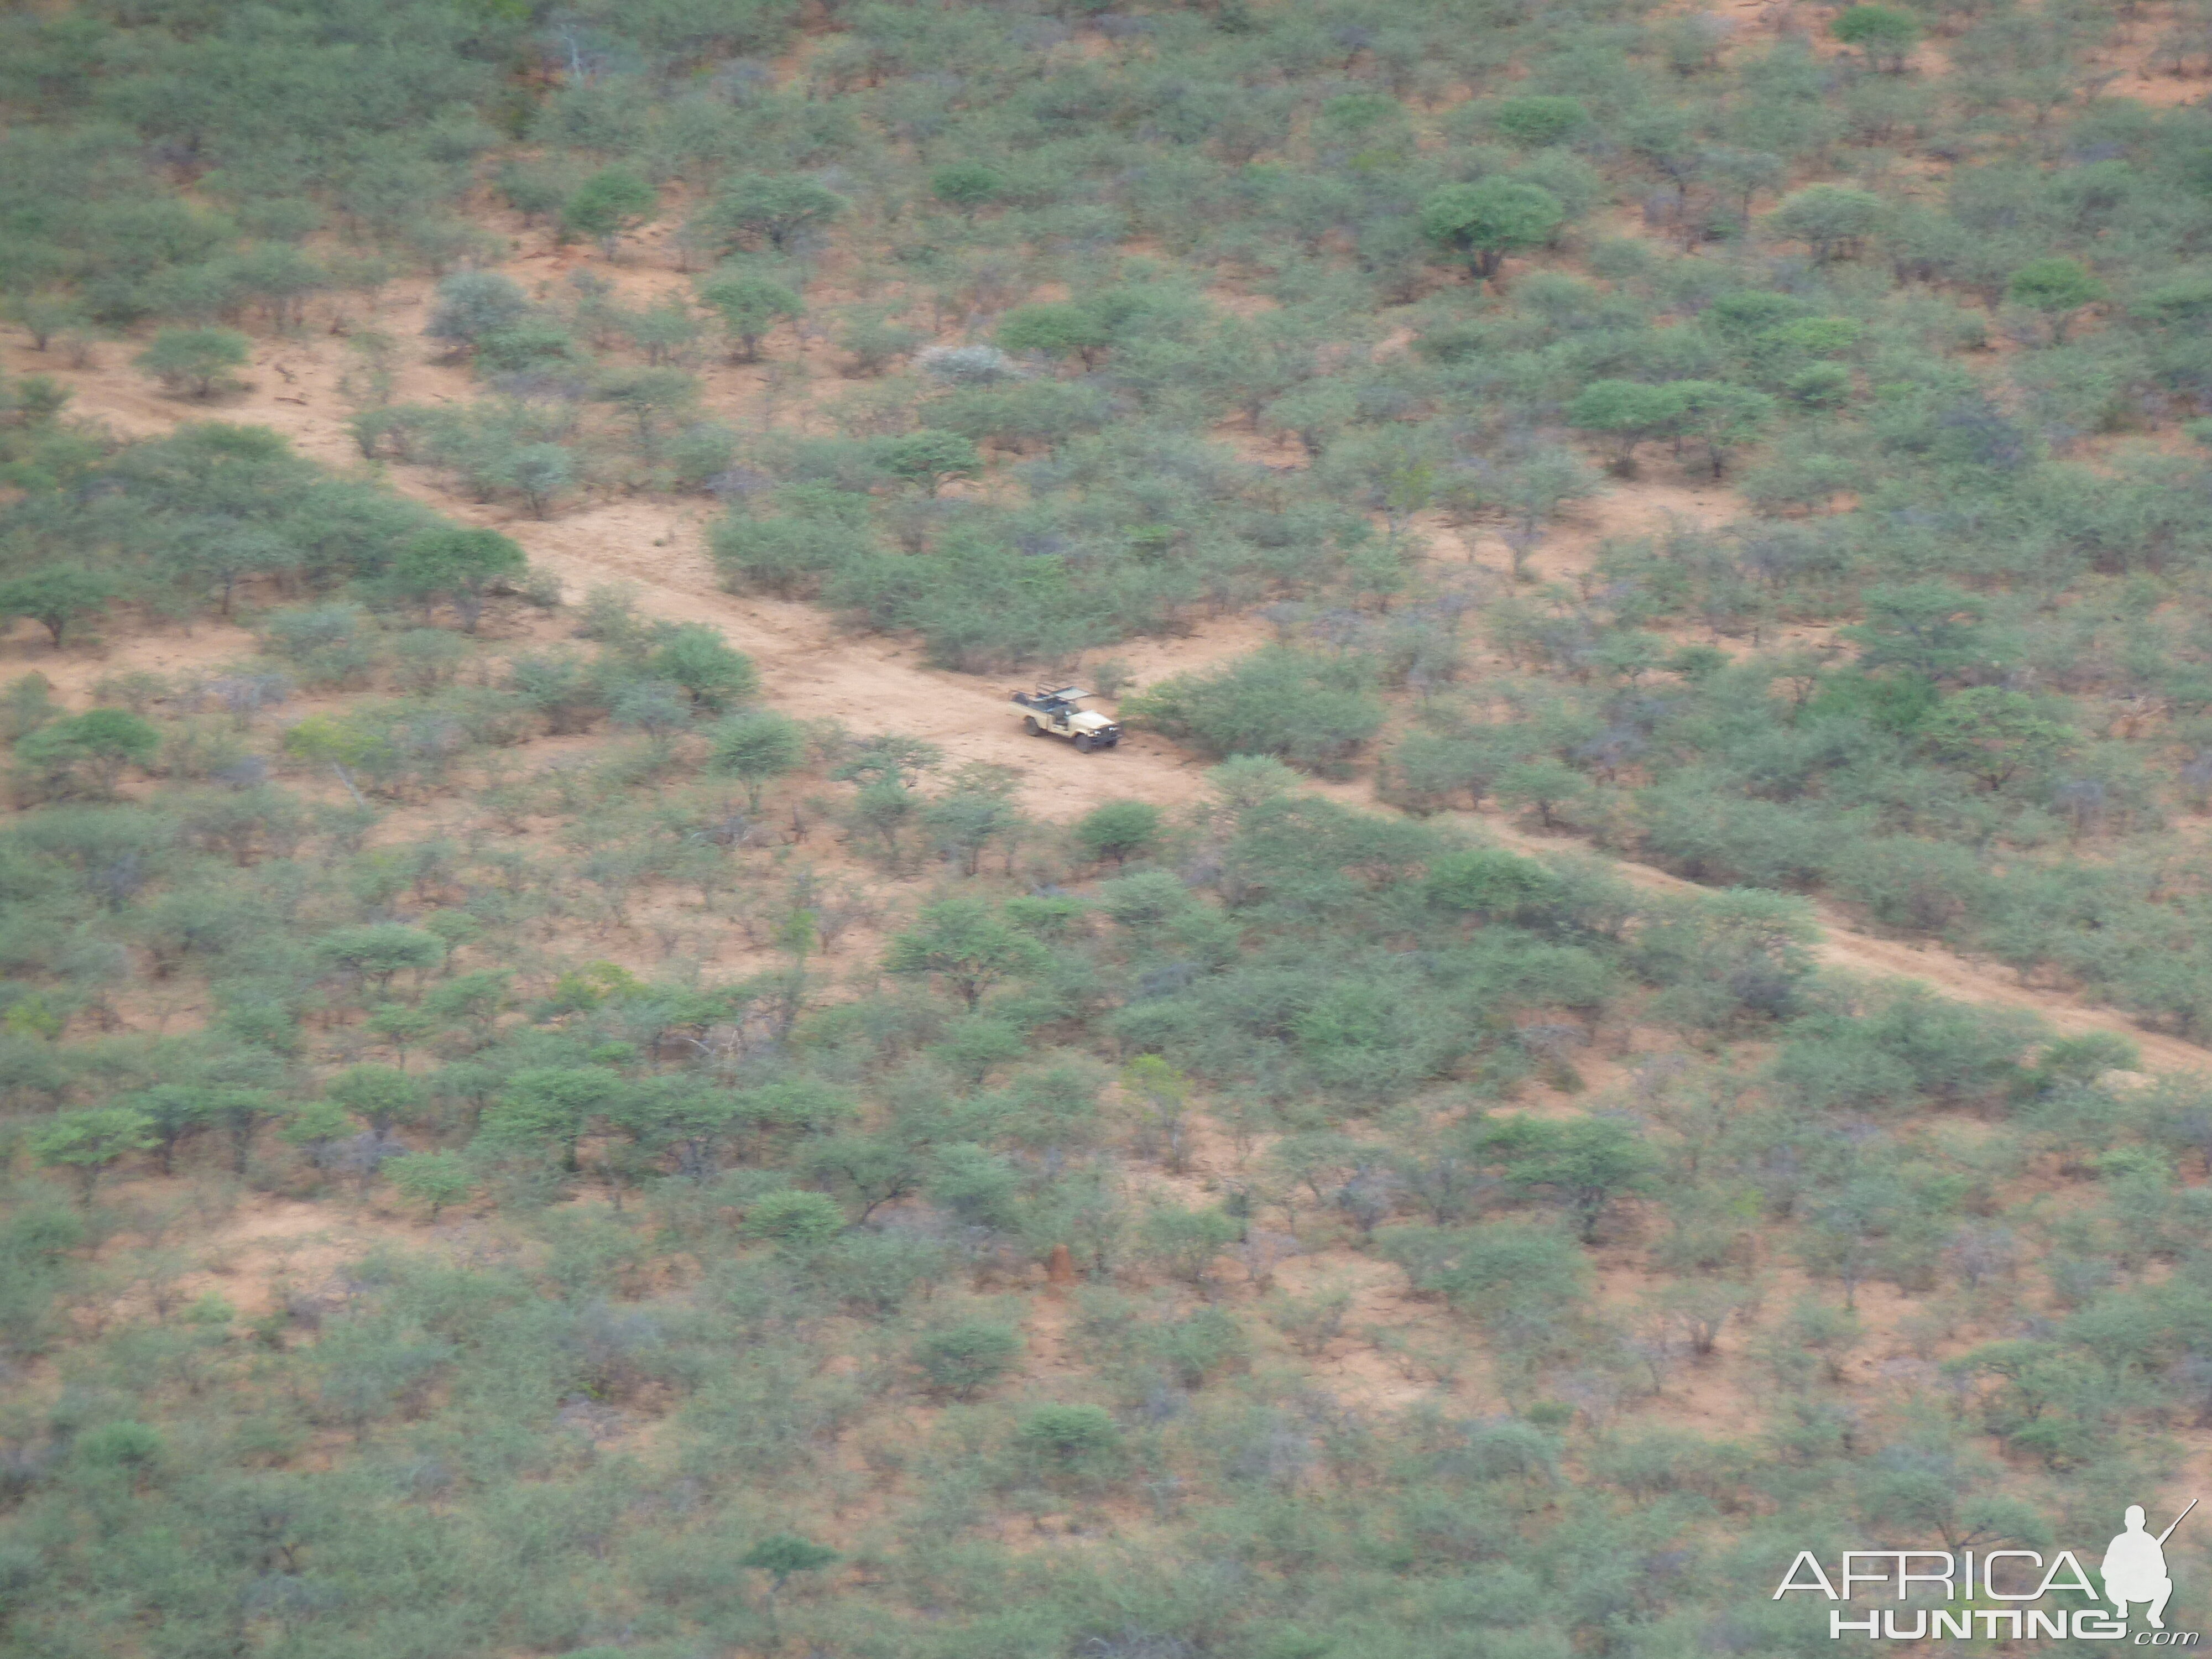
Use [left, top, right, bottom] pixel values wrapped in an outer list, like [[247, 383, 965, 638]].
[[1488, 96, 1590, 148], [388, 1150, 475, 1221], [75, 1421, 164, 1470], [742, 1189, 846, 1249], [914, 1321, 1024, 1398], [1018, 1402, 1120, 1469]]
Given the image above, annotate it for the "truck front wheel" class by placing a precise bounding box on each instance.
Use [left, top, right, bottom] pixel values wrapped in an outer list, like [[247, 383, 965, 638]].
[[1073, 733, 1094, 753]]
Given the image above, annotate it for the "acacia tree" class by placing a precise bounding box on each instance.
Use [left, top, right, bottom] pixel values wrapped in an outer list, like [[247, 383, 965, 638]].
[[1767, 185, 1886, 264], [315, 926, 445, 999], [2006, 259, 2103, 342], [707, 176, 847, 253], [201, 1089, 283, 1175], [1496, 446, 1598, 579], [595, 368, 699, 461], [1074, 800, 1162, 865], [1477, 1115, 1654, 1241], [884, 898, 1048, 1009], [997, 302, 1112, 368], [1418, 179, 1564, 280], [326, 1065, 426, 1136], [613, 1080, 742, 1185], [137, 328, 249, 398], [17, 709, 159, 796], [931, 161, 1004, 217], [1129, 649, 1386, 773], [1567, 380, 1687, 473], [560, 169, 658, 257], [1922, 688, 2074, 790], [230, 243, 329, 328], [699, 272, 801, 361], [709, 708, 807, 809], [425, 270, 530, 352], [739, 1534, 838, 1639], [1832, 4, 1923, 72], [802, 1134, 925, 1222], [129, 1086, 216, 1176], [0, 568, 109, 652], [388, 528, 525, 633], [32, 1107, 155, 1203], [1488, 96, 1589, 148], [919, 784, 1025, 877], [1704, 147, 1787, 231], [1842, 582, 1991, 678], [873, 430, 981, 496], [478, 1066, 630, 1173], [503, 445, 576, 518], [282, 711, 381, 805], [7, 291, 86, 352], [1668, 381, 1777, 477], [1136, 1202, 1241, 1285], [389, 1151, 473, 1221]]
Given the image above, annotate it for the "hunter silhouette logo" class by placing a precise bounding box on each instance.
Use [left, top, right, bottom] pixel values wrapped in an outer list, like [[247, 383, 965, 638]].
[[2106, 1501, 2191, 1631], [1776, 1500, 2201, 1644]]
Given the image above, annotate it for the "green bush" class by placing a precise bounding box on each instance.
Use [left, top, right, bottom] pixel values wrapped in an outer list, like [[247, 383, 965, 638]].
[[16, 709, 158, 796], [1425, 847, 1566, 925], [1073, 799, 1162, 865], [559, 168, 656, 254], [885, 899, 1050, 1009], [708, 708, 807, 809], [2006, 258, 2104, 340], [388, 528, 527, 634], [74, 1420, 164, 1470], [914, 1321, 1024, 1398], [931, 161, 1004, 214], [741, 1189, 847, 1249], [1831, 4, 1922, 70], [738, 1532, 838, 1588], [136, 327, 249, 398], [1475, 1115, 1655, 1241], [427, 272, 531, 351], [1785, 362, 1855, 408], [1018, 1402, 1120, 1469], [1380, 1221, 1592, 1345], [705, 176, 847, 253], [1136, 1203, 1241, 1285], [649, 625, 758, 712], [1487, 96, 1590, 148], [388, 1151, 474, 1221], [1125, 649, 1384, 774], [1766, 184, 1887, 263], [30, 1107, 155, 1201], [700, 270, 802, 361]]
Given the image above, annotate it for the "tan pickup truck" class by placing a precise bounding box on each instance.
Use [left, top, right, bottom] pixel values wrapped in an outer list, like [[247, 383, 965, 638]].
[[1010, 685, 1121, 752]]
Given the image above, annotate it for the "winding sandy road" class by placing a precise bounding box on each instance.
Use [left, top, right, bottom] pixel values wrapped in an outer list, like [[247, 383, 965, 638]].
[[9, 323, 2207, 1077]]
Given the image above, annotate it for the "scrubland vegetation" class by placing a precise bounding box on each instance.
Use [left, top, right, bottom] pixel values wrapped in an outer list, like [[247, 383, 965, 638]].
[[7, 0, 2212, 1654]]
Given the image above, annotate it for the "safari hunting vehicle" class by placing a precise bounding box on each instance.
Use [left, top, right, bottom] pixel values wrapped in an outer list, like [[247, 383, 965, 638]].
[[1011, 684, 1122, 752]]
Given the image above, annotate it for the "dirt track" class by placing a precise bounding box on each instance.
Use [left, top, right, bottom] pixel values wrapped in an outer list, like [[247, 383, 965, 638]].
[[9, 290, 2209, 1079], [1468, 813, 2212, 1073]]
